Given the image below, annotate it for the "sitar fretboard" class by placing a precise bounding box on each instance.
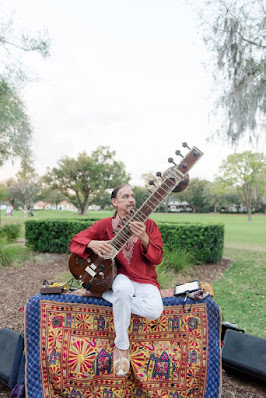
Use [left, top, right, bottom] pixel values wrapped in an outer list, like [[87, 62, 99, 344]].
[[110, 145, 203, 255], [110, 175, 177, 253]]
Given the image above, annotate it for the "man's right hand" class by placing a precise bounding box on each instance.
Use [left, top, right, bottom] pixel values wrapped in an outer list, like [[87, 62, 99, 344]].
[[87, 240, 113, 257]]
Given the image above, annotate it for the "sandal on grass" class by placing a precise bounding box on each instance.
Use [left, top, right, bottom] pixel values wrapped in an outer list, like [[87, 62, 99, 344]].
[[113, 347, 130, 376]]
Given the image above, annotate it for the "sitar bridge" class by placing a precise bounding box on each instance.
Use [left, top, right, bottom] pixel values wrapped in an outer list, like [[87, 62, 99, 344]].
[[85, 265, 97, 277]]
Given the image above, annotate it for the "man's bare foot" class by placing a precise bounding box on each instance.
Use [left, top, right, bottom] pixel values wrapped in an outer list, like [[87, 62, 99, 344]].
[[69, 288, 102, 298], [113, 346, 130, 376]]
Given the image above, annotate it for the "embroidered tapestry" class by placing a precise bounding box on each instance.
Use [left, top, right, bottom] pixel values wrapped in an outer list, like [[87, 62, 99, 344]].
[[25, 293, 221, 397]]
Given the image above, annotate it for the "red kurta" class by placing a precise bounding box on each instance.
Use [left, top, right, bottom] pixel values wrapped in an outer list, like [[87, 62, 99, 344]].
[[69, 217, 163, 289]]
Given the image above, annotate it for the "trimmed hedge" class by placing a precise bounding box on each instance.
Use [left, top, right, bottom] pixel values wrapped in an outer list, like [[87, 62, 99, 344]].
[[159, 222, 224, 264], [25, 219, 224, 264], [25, 219, 93, 254]]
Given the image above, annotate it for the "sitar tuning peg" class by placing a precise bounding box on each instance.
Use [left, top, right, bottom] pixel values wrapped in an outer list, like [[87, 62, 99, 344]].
[[175, 150, 184, 158], [149, 179, 157, 187], [168, 157, 177, 166], [124, 213, 131, 221], [182, 142, 191, 150], [156, 171, 162, 178]]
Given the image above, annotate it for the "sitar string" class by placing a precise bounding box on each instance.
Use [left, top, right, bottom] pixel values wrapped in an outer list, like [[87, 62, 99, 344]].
[[111, 177, 177, 252]]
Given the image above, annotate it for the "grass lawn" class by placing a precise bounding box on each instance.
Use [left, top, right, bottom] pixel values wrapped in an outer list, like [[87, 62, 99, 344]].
[[214, 247, 266, 337], [1, 209, 265, 337]]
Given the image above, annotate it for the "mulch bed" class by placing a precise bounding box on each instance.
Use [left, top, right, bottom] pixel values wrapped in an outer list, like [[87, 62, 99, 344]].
[[0, 253, 265, 397]]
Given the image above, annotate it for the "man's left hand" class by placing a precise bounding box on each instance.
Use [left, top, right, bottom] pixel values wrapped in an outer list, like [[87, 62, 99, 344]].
[[129, 221, 149, 251]]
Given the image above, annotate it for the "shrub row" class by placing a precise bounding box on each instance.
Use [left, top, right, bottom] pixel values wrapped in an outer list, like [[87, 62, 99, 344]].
[[25, 219, 224, 264], [25, 219, 94, 254], [0, 224, 21, 241], [159, 222, 224, 264]]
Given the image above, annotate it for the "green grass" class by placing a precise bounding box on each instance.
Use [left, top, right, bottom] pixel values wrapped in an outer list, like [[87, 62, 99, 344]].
[[0, 240, 33, 268], [160, 248, 194, 273], [216, 248, 266, 338], [1, 209, 265, 337]]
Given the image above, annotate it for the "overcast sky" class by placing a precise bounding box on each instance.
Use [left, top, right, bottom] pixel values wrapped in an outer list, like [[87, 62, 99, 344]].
[[0, 0, 259, 186]]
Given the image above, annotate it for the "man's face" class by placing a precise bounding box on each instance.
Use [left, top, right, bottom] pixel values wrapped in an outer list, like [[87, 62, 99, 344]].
[[112, 186, 136, 217]]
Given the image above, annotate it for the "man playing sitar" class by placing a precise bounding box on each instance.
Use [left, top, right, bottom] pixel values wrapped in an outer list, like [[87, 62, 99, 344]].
[[69, 144, 203, 377], [69, 184, 164, 377]]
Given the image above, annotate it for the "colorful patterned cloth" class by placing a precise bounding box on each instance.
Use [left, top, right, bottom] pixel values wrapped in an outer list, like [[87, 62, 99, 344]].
[[25, 293, 221, 398]]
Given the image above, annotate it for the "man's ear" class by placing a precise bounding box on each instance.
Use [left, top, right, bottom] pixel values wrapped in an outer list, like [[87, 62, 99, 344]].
[[111, 198, 117, 208]]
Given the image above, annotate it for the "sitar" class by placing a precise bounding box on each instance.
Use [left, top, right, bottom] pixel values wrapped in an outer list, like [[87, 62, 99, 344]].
[[68, 143, 203, 294]]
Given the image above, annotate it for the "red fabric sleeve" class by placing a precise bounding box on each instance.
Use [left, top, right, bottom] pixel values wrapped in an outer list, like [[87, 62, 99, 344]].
[[140, 219, 163, 265], [69, 219, 111, 258]]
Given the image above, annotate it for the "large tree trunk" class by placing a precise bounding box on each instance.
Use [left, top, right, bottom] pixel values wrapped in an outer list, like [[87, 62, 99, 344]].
[[80, 195, 89, 215], [244, 184, 253, 222], [247, 207, 252, 222], [164, 197, 169, 213]]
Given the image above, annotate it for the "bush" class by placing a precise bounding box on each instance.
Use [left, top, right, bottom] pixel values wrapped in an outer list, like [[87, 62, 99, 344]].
[[161, 248, 194, 273], [156, 264, 176, 289], [0, 224, 20, 241], [0, 240, 13, 267], [158, 222, 224, 264], [25, 219, 224, 264], [25, 219, 95, 253], [0, 239, 31, 268]]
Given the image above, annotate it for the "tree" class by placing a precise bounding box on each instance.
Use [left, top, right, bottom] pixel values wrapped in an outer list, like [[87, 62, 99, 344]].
[[217, 151, 266, 221], [97, 191, 113, 211], [260, 193, 266, 213], [178, 178, 211, 213], [5, 159, 40, 209], [43, 147, 130, 215], [16, 157, 37, 179], [0, 183, 8, 202], [0, 15, 50, 166], [195, 0, 265, 145], [205, 178, 240, 213], [38, 187, 66, 209], [0, 79, 32, 165], [0, 15, 50, 81], [132, 185, 151, 210], [8, 178, 40, 209]]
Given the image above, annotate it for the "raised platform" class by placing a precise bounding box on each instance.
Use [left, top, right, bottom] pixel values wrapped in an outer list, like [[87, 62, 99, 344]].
[[25, 292, 222, 397]]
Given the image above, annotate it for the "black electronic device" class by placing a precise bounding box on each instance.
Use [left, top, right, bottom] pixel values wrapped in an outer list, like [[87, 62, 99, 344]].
[[174, 280, 201, 296], [0, 328, 24, 388], [222, 329, 266, 381]]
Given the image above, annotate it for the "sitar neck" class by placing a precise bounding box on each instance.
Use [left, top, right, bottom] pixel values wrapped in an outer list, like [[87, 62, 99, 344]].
[[110, 176, 177, 253], [110, 145, 203, 255]]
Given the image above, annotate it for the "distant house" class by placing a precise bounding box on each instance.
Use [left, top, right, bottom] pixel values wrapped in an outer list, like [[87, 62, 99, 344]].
[[222, 204, 247, 213], [33, 201, 47, 210], [33, 200, 77, 212], [167, 199, 192, 212], [57, 200, 77, 211]]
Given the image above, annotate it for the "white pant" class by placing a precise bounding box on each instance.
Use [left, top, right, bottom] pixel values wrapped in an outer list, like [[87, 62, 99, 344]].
[[102, 274, 164, 350]]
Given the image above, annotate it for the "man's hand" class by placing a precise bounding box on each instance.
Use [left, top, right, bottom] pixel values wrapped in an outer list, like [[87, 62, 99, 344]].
[[87, 240, 113, 257], [129, 221, 149, 251]]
